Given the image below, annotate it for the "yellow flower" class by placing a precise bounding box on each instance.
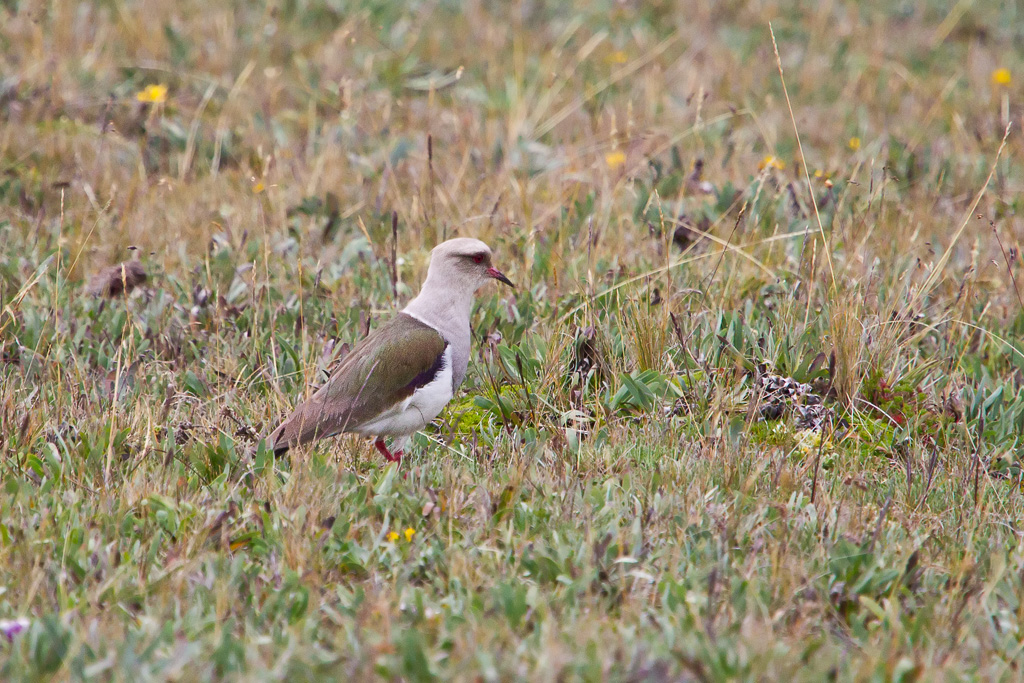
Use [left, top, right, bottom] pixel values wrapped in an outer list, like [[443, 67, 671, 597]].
[[253, 180, 266, 194], [795, 429, 822, 457], [387, 531, 399, 542], [794, 429, 834, 459], [848, 136, 861, 151], [135, 84, 168, 104], [759, 155, 786, 171], [605, 151, 626, 169], [404, 527, 416, 542], [992, 68, 1012, 87], [607, 51, 629, 64]]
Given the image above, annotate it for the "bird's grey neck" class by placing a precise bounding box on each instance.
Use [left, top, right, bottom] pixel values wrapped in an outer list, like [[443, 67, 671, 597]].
[[403, 280, 474, 332]]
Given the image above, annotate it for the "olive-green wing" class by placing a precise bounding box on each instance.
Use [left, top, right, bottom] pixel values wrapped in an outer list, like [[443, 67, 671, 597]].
[[268, 313, 447, 453]]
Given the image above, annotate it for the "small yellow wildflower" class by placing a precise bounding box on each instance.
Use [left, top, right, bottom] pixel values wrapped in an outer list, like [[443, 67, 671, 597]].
[[759, 155, 786, 171], [992, 68, 1012, 87], [253, 180, 266, 194], [404, 527, 416, 542], [607, 51, 629, 64], [605, 151, 626, 169], [848, 136, 861, 151], [795, 429, 822, 457], [135, 84, 168, 104], [387, 531, 399, 542]]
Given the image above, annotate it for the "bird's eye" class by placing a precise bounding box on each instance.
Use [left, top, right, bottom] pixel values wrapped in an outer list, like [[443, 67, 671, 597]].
[[472, 254, 484, 264]]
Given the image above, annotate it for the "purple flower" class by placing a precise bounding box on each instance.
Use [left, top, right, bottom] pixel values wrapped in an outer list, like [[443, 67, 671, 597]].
[[0, 618, 29, 641]]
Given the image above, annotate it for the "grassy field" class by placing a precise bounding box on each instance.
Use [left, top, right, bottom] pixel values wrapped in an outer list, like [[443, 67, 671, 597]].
[[2, 0, 1024, 679]]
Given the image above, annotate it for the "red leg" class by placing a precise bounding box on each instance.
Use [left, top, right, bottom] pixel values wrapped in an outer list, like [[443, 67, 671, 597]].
[[374, 438, 403, 463]]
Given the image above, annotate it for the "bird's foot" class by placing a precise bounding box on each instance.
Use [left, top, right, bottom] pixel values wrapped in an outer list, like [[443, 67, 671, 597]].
[[374, 439, 403, 463]]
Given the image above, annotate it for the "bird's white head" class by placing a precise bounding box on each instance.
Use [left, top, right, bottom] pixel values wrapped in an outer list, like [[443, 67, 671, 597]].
[[425, 237, 514, 293]]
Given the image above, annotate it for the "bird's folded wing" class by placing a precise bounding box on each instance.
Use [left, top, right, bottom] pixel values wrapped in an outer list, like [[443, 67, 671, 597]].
[[268, 314, 447, 451]]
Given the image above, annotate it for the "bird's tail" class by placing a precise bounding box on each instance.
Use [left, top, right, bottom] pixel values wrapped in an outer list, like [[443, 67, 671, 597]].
[[265, 403, 336, 456], [265, 420, 292, 456]]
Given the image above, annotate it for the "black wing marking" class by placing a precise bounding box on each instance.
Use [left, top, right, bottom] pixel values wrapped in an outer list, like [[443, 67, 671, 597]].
[[403, 342, 449, 394]]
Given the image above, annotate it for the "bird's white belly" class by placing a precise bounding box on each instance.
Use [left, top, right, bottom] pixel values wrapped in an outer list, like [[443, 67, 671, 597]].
[[354, 347, 454, 437]]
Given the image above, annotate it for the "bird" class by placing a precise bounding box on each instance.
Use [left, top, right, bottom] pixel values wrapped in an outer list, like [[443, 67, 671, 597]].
[[266, 237, 514, 462]]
